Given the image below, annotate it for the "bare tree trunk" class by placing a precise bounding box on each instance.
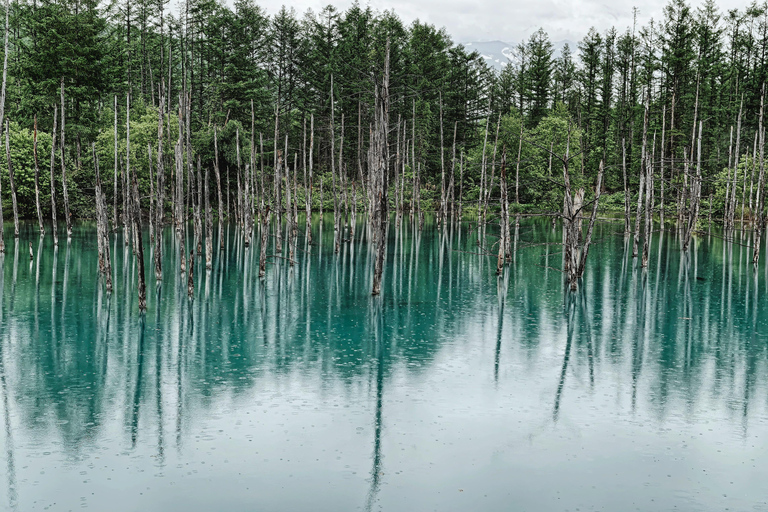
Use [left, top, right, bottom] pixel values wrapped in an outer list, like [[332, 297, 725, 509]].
[[753, 87, 766, 265], [659, 108, 666, 229], [729, 99, 743, 233], [458, 152, 464, 220], [132, 170, 147, 311], [577, 161, 605, 278], [148, 143, 155, 243], [497, 152, 508, 275], [214, 126, 223, 250], [306, 117, 313, 244], [439, 93, 446, 227], [449, 121, 457, 221], [683, 121, 703, 252], [0, 0, 8, 251], [5, 120, 17, 238], [259, 206, 269, 277], [33, 116, 44, 235], [641, 147, 653, 267], [477, 114, 490, 245], [371, 41, 390, 296], [113, 96, 118, 231], [205, 152, 212, 269], [187, 250, 194, 297], [50, 105, 58, 246], [155, 90, 164, 281], [633, 91, 650, 257], [622, 138, 630, 234], [94, 143, 112, 292], [60, 80, 72, 238], [515, 121, 523, 207]]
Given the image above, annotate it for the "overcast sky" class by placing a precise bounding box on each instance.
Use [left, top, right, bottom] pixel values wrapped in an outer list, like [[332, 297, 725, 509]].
[[264, 0, 747, 44]]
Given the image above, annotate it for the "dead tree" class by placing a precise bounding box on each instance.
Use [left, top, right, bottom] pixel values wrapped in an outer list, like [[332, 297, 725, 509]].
[[33, 116, 44, 235], [305, 116, 313, 244], [93, 143, 112, 292], [632, 91, 650, 257], [576, 161, 605, 280], [154, 90, 164, 281], [682, 121, 703, 252], [0, 0, 8, 249], [61, 80, 72, 238], [50, 106, 58, 246], [259, 205, 270, 277], [132, 170, 147, 311], [205, 153, 213, 270], [187, 251, 194, 298], [753, 88, 766, 265], [214, 126, 223, 249], [371, 40, 390, 296], [496, 151, 508, 275], [5, 120, 17, 238]]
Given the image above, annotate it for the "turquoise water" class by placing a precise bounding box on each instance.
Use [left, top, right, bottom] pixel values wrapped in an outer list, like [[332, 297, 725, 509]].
[[1, 216, 768, 511]]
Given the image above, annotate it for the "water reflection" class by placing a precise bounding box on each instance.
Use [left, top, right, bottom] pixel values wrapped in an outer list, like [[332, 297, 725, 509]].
[[0, 218, 767, 510]]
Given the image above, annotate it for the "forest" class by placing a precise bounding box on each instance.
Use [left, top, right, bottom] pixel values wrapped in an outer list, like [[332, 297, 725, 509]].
[[0, 0, 766, 274]]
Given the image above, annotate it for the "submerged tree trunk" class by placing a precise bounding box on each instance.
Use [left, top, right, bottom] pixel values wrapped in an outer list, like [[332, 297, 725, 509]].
[[371, 41, 390, 297], [497, 151, 508, 275], [0, 0, 8, 251], [33, 116, 44, 235], [753, 88, 766, 265], [93, 143, 112, 293], [132, 170, 146, 311], [259, 205, 269, 278], [682, 121, 703, 252], [155, 90, 164, 281], [50, 105, 58, 246], [305, 116, 313, 244], [5, 120, 17, 237], [205, 154, 213, 270], [214, 126, 223, 250], [61, 80, 72, 238], [577, 161, 605, 279]]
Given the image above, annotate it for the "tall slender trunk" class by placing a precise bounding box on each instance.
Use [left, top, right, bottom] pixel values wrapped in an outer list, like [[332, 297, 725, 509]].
[[305, 116, 313, 244], [371, 41, 390, 296], [477, 115, 490, 245], [577, 161, 605, 278], [94, 143, 112, 292], [622, 138, 630, 234], [50, 105, 58, 246], [0, 0, 8, 251], [753, 87, 766, 265], [214, 126, 223, 249], [33, 116, 43, 235], [60, 80, 72, 238], [155, 89, 164, 281], [497, 152, 508, 275], [4, 121, 16, 238], [683, 121, 703, 252], [132, 167, 147, 311], [113, 96, 118, 230], [439, 93, 446, 226], [633, 90, 650, 257]]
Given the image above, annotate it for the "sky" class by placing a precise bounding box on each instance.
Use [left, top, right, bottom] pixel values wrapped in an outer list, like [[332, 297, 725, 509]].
[[263, 0, 748, 44]]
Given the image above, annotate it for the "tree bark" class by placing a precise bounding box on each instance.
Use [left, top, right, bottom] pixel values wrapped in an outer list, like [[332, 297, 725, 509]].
[[5, 120, 17, 238], [33, 116, 43, 235], [60, 79, 72, 238]]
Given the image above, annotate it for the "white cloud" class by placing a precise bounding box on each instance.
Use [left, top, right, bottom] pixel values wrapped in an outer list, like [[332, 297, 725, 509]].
[[258, 0, 747, 45]]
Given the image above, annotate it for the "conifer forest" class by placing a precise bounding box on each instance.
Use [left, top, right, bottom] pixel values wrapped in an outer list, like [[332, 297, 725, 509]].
[[2, 1, 768, 511]]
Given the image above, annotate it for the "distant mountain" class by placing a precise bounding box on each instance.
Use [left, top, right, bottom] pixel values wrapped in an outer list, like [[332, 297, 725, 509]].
[[461, 39, 576, 73], [461, 41, 517, 72]]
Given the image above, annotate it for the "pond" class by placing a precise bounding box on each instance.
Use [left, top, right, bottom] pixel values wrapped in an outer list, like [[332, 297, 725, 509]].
[[0, 215, 767, 511]]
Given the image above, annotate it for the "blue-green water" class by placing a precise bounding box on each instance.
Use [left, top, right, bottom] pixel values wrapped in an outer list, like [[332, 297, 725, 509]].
[[1, 216, 768, 511]]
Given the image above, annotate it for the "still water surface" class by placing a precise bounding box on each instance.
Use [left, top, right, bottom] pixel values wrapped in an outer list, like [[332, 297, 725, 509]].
[[1, 216, 767, 511]]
